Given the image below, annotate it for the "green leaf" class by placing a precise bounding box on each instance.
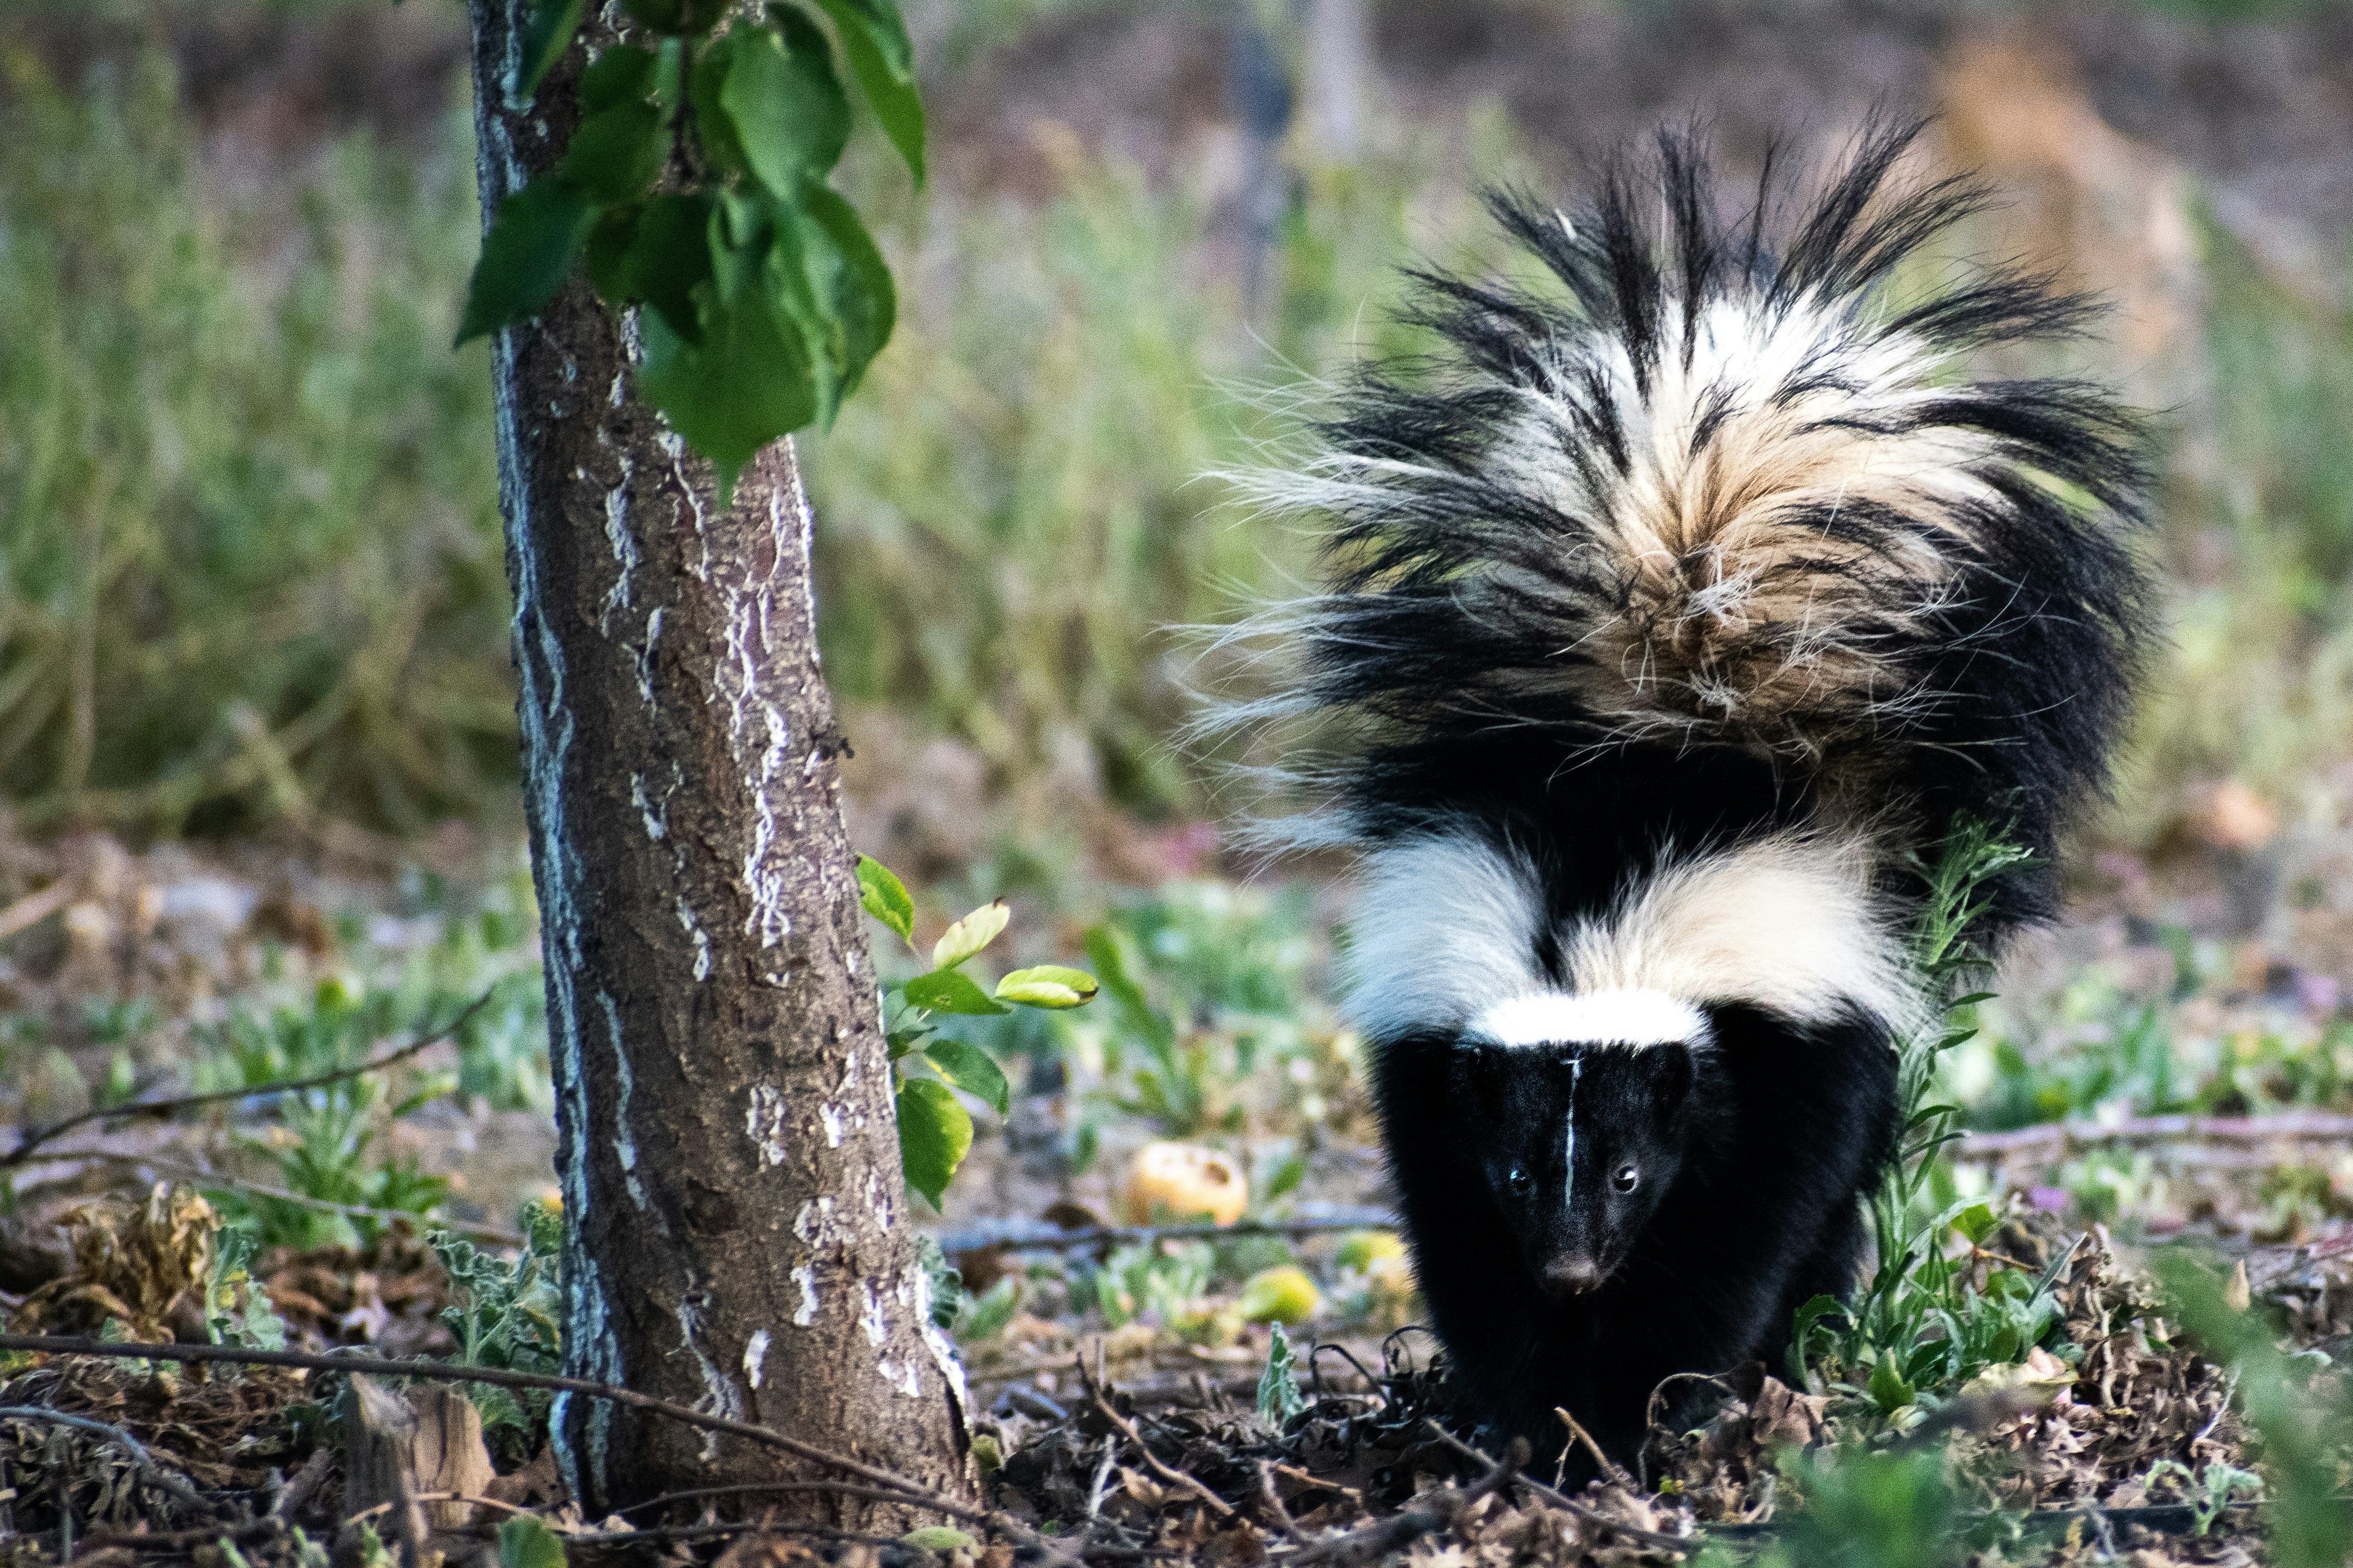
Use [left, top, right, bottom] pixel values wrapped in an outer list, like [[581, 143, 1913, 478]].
[[687, 36, 747, 176], [922, 1038, 1010, 1116], [1951, 1202, 2000, 1247], [498, 1516, 568, 1568], [932, 900, 1008, 969], [1257, 1321, 1306, 1427], [856, 855, 915, 944], [623, 0, 731, 33], [518, 0, 588, 100], [903, 968, 1011, 1017], [636, 274, 814, 508], [560, 99, 667, 204], [900, 1528, 975, 1554], [718, 9, 851, 194], [793, 184, 897, 408], [896, 1077, 972, 1209], [1786, 1293, 1846, 1387], [457, 177, 599, 345], [1867, 1354, 1915, 1415], [995, 966, 1099, 1009], [600, 192, 716, 342], [578, 43, 658, 110], [810, 0, 926, 184]]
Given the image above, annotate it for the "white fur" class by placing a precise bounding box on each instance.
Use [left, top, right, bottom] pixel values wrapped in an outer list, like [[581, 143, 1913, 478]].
[[1343, 832, 1548, 1041], [1344, 827, 1921, 1043], [1561, 833, 1921, 1037], [1471, 988, 1711, 1048]]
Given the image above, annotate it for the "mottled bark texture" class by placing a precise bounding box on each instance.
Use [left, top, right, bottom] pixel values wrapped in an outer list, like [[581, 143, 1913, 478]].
[[465, 1, 971, 1517]]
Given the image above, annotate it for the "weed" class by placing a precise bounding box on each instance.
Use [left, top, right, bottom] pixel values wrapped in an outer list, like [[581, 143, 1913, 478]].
[[1798, 822, 2074, 1413], [432, 1197, 563, 1454], [195, 980, 462, 1249]]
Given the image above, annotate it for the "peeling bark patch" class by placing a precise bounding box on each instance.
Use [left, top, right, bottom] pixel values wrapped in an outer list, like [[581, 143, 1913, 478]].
[[914, 1266, 970, 1411], [819, 1103, 844, 1148], [878, 1357, 921, 1398], [632, 774, 667, 841], [676, 1290, 749, 1461], [675, 896, 713, 981], [744, 1329, 770, 1390], [747, 1084, 790, 1169], [859, 1280, 888, 1348], [791, 1264, 819, 1327]]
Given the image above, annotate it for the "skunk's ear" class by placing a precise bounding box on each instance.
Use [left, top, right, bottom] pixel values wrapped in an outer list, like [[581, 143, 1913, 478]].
[[1650, 1044, 1696, 1119]]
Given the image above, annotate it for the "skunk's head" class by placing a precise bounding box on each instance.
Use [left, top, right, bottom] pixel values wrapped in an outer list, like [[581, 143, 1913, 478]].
[[1450, 993, 1709, 1300]]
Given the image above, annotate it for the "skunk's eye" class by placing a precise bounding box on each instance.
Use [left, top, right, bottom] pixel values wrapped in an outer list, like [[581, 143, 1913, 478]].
[[1504, 1165, 1533, 1197], [1611, 1165, 1639, 1194]]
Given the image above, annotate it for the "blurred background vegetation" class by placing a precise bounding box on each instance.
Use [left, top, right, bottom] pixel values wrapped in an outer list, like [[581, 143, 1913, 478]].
[[3, 0, 2346, 867]]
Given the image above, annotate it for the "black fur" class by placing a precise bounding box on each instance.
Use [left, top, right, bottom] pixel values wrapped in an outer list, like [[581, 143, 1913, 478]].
[[1375, 1012, 1897, 1482]]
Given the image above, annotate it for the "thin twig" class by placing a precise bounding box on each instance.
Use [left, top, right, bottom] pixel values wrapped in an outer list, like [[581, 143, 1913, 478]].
[[0, 880, 74, 945], [1079, 1363, 1235, 1519], [1553, 1404, 1634, 1490], [0, 1405, 214, 1517], [1956, 1111, 2353, 1161], [1255, 1462, 1308, 1542], [2, 991, 494, 1170], [1426, 1425, 1694, 1555], [1276, 1437, 1524, 1566], [934, 1208, 1395, 1257]]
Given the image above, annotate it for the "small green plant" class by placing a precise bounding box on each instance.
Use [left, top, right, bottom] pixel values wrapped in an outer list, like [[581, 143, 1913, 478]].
[[1796, 822, 2069, 1410], [2146, 1458, 2265, 1535], [204, 1221, 289, 1351], [1091, 1239, 1214, 1329], [1257, 1320, 1306, 1427], [1694, 1444, 1974, 1568], [433, 1198, 565, 1451], [857, 854, 1097, 1207], [197, 980, 460, 1249]]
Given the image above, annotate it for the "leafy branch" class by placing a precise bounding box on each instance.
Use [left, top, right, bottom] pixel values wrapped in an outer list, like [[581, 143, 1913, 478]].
[[461, 0, 924, 502], [855, 855, 1098, 1208]]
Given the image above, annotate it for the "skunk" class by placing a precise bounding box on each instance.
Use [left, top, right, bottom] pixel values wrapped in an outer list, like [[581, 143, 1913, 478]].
[[1221, 122, 2154, 1474]]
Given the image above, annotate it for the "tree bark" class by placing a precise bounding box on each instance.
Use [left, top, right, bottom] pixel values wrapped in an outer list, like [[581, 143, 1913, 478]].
[[464, 1, 971, 1518]]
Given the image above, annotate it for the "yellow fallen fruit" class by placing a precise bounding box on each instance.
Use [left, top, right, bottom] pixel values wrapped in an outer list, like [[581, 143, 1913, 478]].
[[1118, 1141, 1248, 1226], [1237, 1264, 1322, 1325], [1335, 1229, 1406, 1273]]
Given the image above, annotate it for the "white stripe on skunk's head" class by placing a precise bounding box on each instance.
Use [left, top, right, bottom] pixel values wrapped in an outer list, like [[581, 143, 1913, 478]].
[[1469, 988, 1711, 1049], [1343, 827, 1921, 1044]]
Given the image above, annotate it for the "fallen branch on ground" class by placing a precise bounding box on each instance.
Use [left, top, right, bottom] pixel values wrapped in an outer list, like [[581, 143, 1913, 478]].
[[935, 1208, 1395, 1256], [1956, 1111, 2353, 1163]]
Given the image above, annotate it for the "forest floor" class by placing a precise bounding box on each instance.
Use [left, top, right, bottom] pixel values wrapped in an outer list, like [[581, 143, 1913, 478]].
[[0, 803, 2350, 1567]]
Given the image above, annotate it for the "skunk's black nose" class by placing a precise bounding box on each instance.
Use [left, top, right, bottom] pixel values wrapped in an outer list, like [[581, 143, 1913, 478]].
[[1541, 1256, 1603, 1299]]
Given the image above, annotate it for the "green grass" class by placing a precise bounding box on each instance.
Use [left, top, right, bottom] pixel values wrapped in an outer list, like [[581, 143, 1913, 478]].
[[0, 46, 515, 833]]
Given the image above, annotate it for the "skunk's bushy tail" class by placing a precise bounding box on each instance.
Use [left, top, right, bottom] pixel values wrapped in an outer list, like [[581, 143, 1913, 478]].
[[1220, 121, 2155, 870]]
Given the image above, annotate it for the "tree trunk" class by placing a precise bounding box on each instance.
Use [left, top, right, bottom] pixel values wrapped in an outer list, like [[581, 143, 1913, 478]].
[[464, 1, 971, 1518]]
